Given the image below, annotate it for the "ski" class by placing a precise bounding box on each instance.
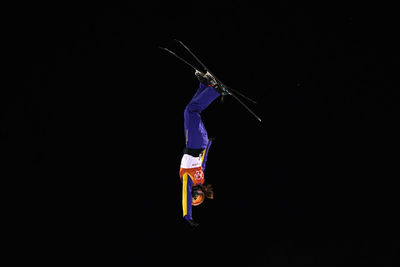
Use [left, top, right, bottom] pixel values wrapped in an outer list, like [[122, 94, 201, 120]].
[[174, 39, 258, 105], [221, 83, 257, 104], [159, 41, 262, 123], [158, 46, 202, 73], [227, 89, 262, 122]]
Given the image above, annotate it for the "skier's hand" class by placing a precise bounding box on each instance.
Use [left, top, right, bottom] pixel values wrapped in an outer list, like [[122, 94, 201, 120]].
[[200, 184, 214, 199], [187, 219, 200, 227]]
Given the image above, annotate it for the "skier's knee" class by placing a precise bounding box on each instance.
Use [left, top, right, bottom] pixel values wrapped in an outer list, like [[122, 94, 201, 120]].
[[185, 101, 201, 114]]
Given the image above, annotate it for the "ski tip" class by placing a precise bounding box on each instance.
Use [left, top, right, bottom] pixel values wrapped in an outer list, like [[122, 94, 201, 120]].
[[254, 115, 262, 123], [174, 39, 186, 46], [159, 47, 175, 55]]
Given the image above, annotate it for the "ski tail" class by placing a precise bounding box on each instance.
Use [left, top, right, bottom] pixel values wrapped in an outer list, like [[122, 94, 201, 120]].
[[174, 39, 222, 84], [158, 46, 202, 72], [230, 93, 262, 122], [222, 83, 257, 104]]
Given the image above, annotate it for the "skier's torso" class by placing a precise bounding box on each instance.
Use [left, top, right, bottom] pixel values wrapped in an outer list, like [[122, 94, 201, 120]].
[[179, 154, 204, 186]]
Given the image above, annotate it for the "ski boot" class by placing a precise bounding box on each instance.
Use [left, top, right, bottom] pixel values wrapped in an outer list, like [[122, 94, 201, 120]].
[[195, 70, 229, 96]]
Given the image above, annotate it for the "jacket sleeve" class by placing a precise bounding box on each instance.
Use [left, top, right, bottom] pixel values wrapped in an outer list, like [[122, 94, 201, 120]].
[[182, 173, 193, 221]]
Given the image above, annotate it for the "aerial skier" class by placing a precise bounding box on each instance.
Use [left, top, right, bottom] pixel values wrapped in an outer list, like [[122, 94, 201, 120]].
[[160, 40, 261, 227], [179, 71, 227, 226]]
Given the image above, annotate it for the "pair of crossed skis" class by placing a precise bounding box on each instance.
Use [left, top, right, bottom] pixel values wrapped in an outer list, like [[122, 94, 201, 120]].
[[159, 39, 262, 123]]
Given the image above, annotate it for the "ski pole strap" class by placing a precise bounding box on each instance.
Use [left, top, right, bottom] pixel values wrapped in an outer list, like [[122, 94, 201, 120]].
[[183, 147, 204, 157]]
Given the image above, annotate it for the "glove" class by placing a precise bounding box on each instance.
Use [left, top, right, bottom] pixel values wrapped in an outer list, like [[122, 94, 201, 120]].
[[201, 184, 214, 199], [187, 219, 200, 227]]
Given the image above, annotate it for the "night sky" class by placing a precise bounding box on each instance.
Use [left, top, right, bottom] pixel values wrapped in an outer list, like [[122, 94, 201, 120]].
[[5, 2, 399, 266]]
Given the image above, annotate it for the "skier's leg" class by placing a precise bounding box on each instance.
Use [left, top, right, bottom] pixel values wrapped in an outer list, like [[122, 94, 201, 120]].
[[184, 86, 220, 149], [191, 82, 208, 99]]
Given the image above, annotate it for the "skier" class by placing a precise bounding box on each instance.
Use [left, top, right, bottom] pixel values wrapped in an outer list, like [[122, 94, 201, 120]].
[[179, 70, 227, 227], [160, 40, 260, 226]]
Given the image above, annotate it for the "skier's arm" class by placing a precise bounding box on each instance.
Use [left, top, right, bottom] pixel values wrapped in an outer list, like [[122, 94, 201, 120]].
[[182, 173, 193, 221]]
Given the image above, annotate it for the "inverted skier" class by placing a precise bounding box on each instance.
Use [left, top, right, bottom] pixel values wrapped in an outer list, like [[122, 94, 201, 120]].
[[179, 70, 228, 227]]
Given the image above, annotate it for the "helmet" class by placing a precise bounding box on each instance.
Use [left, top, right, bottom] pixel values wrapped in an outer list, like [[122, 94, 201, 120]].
[[192, 186, 205, 206]]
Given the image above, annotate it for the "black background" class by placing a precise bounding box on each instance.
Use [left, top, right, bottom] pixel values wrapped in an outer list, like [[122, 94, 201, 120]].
[[4, 1, 400, 266]]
